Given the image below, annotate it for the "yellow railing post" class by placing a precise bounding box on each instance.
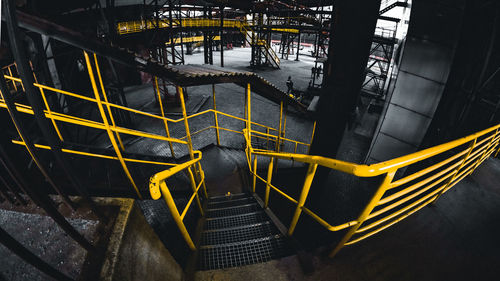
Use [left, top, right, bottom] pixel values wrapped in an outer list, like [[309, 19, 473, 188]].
[[159, 181, 196, 250], [84, 51, 142, 199], [212, 84, 220, 146], [308, 121, 316, 155], [329, 170, 397, 258], [276, 101, 283, 153], [264, 156, 274, 208], [178, 86, 194, 160], [154, 76, 176, 158], [266, 127, 270, 150], [197, 162, 208, 198], [471, 129, 498, 171], [288, 163, 318, 235], [187, 166, 204, 216], [433, 138, 477, 203], [93, 54, 125, 151], [252, 154, 257, 193]]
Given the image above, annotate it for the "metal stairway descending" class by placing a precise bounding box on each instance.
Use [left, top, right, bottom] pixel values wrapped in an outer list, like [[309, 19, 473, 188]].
[[197, 193, 292, 270]]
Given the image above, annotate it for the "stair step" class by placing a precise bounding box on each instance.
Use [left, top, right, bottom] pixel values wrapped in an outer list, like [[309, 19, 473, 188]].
[[207, 196, 255, 209], [208, 193, 250, 203], [206, 203, 260, 218], [204, 211, 269, 230], [201, 221, 279, 246], [198, 235, 291, 270]]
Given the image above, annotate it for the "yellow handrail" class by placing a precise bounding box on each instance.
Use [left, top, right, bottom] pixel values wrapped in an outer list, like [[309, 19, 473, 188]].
[[243, 122, 500, 258]]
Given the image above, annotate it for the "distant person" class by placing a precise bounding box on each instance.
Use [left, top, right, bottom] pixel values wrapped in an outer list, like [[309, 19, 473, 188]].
[[286, 76, 294, 94], [317, 65, 322, 78]]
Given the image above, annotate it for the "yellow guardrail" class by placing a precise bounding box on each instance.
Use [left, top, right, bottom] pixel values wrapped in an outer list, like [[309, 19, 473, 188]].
[[244, 123, 500, 257], [117, 18, 281, 67], [165, 35, 220, 46]]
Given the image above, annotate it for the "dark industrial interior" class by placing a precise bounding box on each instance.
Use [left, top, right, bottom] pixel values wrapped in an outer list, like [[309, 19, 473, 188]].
[[0, 0, 500, 280]]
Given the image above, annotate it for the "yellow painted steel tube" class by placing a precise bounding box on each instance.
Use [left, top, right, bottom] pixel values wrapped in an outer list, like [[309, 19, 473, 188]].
[[212, 84, 220, 146], [277, 101, 283, 153], [38, 86, 64, 141], [186, 167, 204, 216], [329, 170, 396, 258], [252, 155, 257, 193], [11, 140, 176, 166], [264, 157, 274, 208], [178, 86, 194, 161], [154, 76, 176, 158], [159, 181, 196, 250], [301, 207, 357, 232], [84, 51, 142, 199], [288, 163, 318, 235], [308, 121, 316, 154], [93, 54, 125, 150]]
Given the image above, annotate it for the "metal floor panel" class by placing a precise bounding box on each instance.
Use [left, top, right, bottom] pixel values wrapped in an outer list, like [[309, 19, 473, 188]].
[[206, 203, 260, 218], [201, 221, 279, 246], [198, 235, 291, 270], [204, 211, 269, 230]]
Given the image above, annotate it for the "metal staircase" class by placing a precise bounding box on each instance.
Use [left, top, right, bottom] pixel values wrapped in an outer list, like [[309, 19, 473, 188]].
[[198, 193, 291, 270], [239, 23, 281, 69]]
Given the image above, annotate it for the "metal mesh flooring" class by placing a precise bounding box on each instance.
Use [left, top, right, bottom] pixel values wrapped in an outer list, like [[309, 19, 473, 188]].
[[204, 211, 269, 230], [198, 236, 290, 270], [201, 222, 279, 245], [206, 204, 261, 218], [207, 197, 255, 209], [198, 193, 293, 270]]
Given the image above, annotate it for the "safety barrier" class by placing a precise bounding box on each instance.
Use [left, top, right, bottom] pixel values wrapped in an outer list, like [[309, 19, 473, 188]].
[[244, 123, 500, 258], [116, 18, 281, 68]]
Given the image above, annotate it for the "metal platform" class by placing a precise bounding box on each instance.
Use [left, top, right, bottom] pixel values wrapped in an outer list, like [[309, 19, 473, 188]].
[[198, 193, 292, 270]]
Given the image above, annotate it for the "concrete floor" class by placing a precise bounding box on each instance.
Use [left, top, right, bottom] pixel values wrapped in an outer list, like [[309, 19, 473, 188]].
[[195, 157, 500, 281]]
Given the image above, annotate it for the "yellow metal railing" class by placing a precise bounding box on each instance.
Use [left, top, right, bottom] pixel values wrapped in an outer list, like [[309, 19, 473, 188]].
[[1, 55, 311, 251], [244, 123, 500, 257], [116, 18, 281, 67]]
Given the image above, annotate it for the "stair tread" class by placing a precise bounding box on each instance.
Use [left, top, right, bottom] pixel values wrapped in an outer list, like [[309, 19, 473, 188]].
[[198, 235, 291, 270], [201, 221, 279, 246], [208, 193, 250, 202], [204, 211, 269, 230], [207, 196, 255, 208], [206, 203, 261, 218]]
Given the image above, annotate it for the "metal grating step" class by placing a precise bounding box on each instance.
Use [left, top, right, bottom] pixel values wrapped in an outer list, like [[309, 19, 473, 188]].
[[206, 204, 261, 218], [208, 193, 250, 203], [201, 221, 279, 246], [204, 212, 269, 230], [198, 235, 291, 270], [207, 196, 255, 209]]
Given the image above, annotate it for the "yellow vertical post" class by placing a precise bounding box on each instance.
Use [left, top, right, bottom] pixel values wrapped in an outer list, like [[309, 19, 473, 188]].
[[252, 154, 257, 193], [197, 162, 208, 198], [246, 83, 252, 165], [264, 156, 274, 208], [282, 107, 287, 143], [31, 68, 64, 142], [93, 54, 125, 151], [266, 128, 270, 150], [288, 163, 318, 235], [7, 65, 17, 91], [308, 121, 316, 155], [329, 169, 396, 258], [154, 76, 176, 158], [159, 181, 196, 250], [212, 84, 220, 146], [178, 86, 194, 160], [434, 138, 477, 203], [276, 101, 283, 152], [84, 51, 142, 199], [187, 167, 204, 216]]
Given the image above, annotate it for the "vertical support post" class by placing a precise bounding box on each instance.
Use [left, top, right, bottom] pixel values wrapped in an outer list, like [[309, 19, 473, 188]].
[[159, 182, 196, 250], [246, 83, 251, 141], [288, 163, 318, 235], [329, 169, 396, 258], [252, 154, 257, 193], [276, 101, 283, 152], [212, 84, 220, 146], [220, 6, 224, 67], [84, 52, 142, 199], [295, 29, 301, 61], [93, 54, 125, 151], [197, 162, 208, 198], [187, 167, 204, 216], [308, 121, 316, 155], [266, 127, 270, 150], [264, 156, 274, 208], [434, 138, 477, 203], [154, 76, 176, 157], [178, 86, 194, 160]]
